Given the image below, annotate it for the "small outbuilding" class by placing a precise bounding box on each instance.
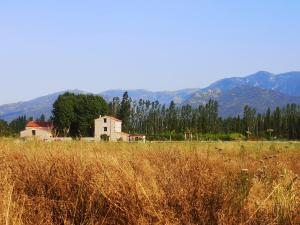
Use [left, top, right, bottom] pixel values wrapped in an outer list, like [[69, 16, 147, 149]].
[[129, 134, 146, 142], [20, 121, 52, 140]]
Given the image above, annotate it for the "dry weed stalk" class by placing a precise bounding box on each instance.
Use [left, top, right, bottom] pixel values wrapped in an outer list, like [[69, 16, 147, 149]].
[[0, 139, 299, 225]]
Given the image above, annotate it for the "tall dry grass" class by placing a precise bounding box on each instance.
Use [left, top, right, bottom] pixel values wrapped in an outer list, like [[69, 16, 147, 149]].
[[0, 139, 299, 225]]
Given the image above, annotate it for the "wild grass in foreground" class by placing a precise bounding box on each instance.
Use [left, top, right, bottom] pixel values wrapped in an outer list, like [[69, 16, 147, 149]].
[[0, 139, 299, 225]]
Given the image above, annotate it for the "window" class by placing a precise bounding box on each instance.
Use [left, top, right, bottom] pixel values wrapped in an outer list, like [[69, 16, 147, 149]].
[[104, 118, 107, 123], [32, 130, 36, 136], [104, 127, 107, 132]]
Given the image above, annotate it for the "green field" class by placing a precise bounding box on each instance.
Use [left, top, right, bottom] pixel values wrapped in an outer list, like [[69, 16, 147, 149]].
[[0, 139, 299, 225]]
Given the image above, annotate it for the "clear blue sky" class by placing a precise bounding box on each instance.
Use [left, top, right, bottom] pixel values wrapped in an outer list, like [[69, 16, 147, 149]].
[[0, 0, 300, 104]]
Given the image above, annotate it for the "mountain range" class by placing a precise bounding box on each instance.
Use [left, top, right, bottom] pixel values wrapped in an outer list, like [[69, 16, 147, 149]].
[[1, 71, 300, 121]]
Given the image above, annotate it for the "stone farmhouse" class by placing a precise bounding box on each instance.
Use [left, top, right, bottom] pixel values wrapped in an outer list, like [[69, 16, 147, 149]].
[[94, 115, 146, 142], [20, 121, 53, 140]]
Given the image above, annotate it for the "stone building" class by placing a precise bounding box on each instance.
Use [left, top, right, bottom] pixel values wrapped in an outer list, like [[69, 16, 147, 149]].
[[94, 115, 129, 141], [94, 115, 146, 142], [20, 121, 52, 140]]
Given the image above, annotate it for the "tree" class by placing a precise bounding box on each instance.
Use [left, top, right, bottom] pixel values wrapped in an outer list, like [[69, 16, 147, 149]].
[[9, 116, 27, 135], [109, 97, 121, 117], [0, 119, 9, 136], [118, 92, 131, 132], [75, 94, 108, 137], [272, 107, 281, 137], [52, 92, 108, 137], [37, 114, 46, 122], [206, 99, 219, 133], [267, 128, 274, 140], [105, 94, 300, 140], [243, 105, 256, 136], [52, 92, 77, 136], [166, 101, 177, 132]]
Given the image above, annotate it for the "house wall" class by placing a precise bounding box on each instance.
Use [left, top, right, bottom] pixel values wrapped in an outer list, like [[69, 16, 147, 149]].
[[20, 128, 52, 140], [114, 133, 129, 141], [94, 116, 124, 141], [114, 122, 122, 133]]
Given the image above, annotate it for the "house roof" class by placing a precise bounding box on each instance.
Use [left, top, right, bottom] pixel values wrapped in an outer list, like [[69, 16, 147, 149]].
[[104, 116, 122, 122], [26, 121, 51, 128], [36, 127, 52, 132]]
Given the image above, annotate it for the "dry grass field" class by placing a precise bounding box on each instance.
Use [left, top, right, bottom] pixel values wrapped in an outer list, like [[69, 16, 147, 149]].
[[0, 139, 299, 225]]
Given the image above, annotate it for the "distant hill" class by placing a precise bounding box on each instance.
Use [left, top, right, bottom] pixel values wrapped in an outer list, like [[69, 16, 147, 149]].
[[218, 86, 300, 117], [0, 90, 87, 121], [0, 71, 299, 121], [100, 88, 200, 105], [182, 85, 300, 117], [205, 71, 300, 96]]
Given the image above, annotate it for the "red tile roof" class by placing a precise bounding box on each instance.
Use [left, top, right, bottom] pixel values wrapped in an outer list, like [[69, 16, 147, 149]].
[[26, 121, 51, 128]]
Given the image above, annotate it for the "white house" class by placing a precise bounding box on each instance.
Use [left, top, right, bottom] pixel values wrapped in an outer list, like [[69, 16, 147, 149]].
[[20, 121, 52, 140], [94, 115, 146, 142], [94, 115, 129, 141]]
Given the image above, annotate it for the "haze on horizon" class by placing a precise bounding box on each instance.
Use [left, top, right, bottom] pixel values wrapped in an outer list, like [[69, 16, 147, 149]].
[[0, 0, 300, 105]]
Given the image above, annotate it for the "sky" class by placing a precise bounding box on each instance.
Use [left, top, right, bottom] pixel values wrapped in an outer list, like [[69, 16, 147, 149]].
[[0, 0, 300, 104]]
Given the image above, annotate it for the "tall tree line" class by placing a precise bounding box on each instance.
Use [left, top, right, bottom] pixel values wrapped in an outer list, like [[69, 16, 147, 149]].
[[1, 91, 299, 140], [110, 92, 300, 140]]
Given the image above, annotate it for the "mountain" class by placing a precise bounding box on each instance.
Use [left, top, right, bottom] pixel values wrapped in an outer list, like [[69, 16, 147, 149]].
[[182, 85, 300, 117], [218, 86, 300, 117], [206, 71, 300, 96], [100, 71, 300, 104], [0, 71, 299, 121], [100, 88, 200, 105], [0, 90, 87, 121], [182, 89, 221, 106]]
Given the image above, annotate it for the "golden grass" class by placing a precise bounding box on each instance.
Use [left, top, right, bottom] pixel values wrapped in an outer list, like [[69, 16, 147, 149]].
[[0, 139, 299, 225]]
